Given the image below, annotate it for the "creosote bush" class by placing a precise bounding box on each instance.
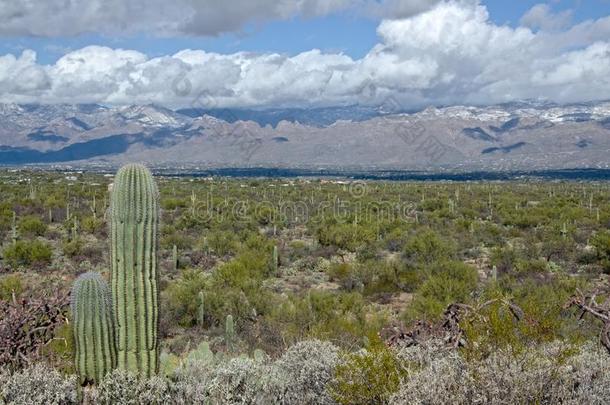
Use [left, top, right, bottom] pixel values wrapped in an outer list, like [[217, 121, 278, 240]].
[[3, 239, 52, 268], [331, 336, 406, 405]]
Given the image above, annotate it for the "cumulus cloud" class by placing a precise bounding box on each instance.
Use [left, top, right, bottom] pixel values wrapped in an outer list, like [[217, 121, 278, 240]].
[[520, 3, 573, 32], [0, 0, 439, 37], [0, 0, 609, 109]]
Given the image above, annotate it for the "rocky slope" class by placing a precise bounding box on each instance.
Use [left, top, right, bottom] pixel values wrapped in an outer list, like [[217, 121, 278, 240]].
[[0, 101, 609, 171]]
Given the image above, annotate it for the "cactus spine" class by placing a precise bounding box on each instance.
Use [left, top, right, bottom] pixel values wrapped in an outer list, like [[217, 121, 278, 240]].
[[110, 164, 160, 377], [71, 272, 117, 385]]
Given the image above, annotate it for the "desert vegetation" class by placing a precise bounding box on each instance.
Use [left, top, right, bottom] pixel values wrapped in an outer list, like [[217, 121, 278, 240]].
[[1, 166, 610, 404]]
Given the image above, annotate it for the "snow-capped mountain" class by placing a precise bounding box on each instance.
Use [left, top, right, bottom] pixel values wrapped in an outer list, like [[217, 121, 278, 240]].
[[0, 101, 609, 170]]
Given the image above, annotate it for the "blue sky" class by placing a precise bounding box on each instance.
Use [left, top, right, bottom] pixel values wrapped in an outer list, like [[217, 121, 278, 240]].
[[0, 0, 609, 108], [1, 0, 609, 64]]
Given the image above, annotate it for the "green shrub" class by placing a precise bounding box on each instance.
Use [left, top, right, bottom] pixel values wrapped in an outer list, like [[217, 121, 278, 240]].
[[62, 238, 83, 258], [330, 336, 406, 405], [82, 216, 104, 234], [592, 230, 610, 271], [403, 228, 456, 265], [18, 216, 47, 237], [3, 239, 53, 268], [406, 261, 478, 321], [0, 273, 23, 300], [206, 231, 238, 256], [164, 269, 207, 327]]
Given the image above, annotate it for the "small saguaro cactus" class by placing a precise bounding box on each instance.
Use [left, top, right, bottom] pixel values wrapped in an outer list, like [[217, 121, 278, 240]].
[[225, 314, 235, 350], [197, 291, 205, 326], [172, 244, 178, 271], [272, 245, 279, 274], [11, 211, 18, 244], [110, 163, 160, 377], [71, 272, 117, 385]]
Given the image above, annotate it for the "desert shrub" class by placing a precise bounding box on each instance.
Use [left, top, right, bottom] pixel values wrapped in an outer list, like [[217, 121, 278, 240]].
[[81, 216, 104, 234], [406, 261, 478, 320], [94, 370, 170, 405], [62, 238, 83, 258], [161, 198, 187, 210], [514, 258, 551, 277], [161, 233, 193, 250], [18, 216, 47, 236], [18, 216, 47, 237], [207, 230, 238, 256], [169, 350, 218, 403], [467, 344, 575, 404], [163, 269, 207, 327], [331, 337, 406, 405], [273, 340, 340, 405], [326, 262, 357, 290], [316, 222, 376, 252], [40, 322, 75, 374], [592, 230, 610, 271], [0, 363, 78, 405], [459, 278, 583, 361], [568, 342, 610, 403], [3, 239, 53, 268], [360, 259, 421, 295], [0, 273, 23, 300], [490, 246, 518, 275], [266, 290, 387, 348], [390, 345, 471, 405], [391, 341, 610, 405], [206, 358, 265, 404], [403, 228, 456, 265]]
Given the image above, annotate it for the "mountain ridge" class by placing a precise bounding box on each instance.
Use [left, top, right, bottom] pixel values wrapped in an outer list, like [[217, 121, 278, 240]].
[[0, 101, 609, 171]]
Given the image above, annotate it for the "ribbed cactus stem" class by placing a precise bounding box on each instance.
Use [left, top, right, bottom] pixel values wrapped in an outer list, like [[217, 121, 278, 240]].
[[197, 291, 205, 326], [11, 211, 17, 244], [225, 314, 235, 350], [272, 245, 279, 274], [71, 272, 117, 385], [110, 164, 160, 377]]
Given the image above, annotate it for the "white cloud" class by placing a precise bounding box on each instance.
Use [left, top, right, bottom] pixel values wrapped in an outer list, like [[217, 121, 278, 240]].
[[0, 0, 609, 109], [520, 3, 573, 32], [0, 0, 439, 37]]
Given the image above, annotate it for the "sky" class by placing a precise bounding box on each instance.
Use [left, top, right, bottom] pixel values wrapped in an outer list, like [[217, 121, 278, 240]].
[[0, 0, 609, 109]]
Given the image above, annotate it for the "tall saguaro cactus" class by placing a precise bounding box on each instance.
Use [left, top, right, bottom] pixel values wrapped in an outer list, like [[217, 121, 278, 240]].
[[110, 164, 160, 377], [71, 272, 117, 385]]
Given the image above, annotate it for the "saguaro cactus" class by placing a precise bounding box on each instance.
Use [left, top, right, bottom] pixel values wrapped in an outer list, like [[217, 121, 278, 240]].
[[197, 291, 205, 326], [225, 314, 235, 351], [71, 272, 117, 385], [110, 163, 160, 377], [272, 245, 279, 274], [172, 244, 178, 271]]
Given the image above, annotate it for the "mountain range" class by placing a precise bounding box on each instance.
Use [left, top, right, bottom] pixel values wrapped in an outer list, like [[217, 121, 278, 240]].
[[0, 101, 609, 171]]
